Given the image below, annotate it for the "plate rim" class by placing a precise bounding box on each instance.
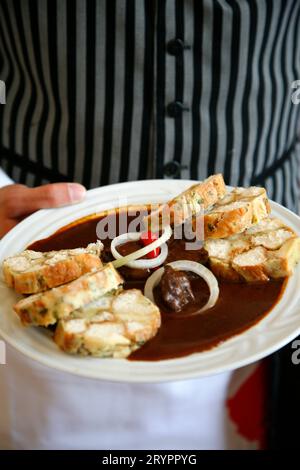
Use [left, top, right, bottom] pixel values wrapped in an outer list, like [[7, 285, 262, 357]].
[[1, 179, 300, 383]]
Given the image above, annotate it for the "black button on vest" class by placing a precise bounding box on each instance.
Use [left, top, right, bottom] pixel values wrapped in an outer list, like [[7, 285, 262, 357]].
[[166, 101, 189, 118], [163, 161, 188, 177], [167, 38, 191, 56]]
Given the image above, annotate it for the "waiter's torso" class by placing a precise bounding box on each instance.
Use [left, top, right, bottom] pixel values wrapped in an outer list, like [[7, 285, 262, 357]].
[[0, 0, 299, 212]]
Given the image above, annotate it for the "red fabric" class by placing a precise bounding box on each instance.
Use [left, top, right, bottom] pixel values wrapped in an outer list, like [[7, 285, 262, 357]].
[[226, 362, 268, 448]]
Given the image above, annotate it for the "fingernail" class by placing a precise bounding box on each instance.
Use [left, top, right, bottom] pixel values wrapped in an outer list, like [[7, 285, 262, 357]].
[[67, 183, 86, 203]]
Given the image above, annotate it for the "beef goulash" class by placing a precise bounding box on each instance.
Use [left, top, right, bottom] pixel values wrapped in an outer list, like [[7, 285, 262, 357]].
[[2, 174, 300, 360]]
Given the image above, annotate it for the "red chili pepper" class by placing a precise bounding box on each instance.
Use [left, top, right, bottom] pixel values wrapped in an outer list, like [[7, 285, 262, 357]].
[[140, 231, 160, 259]]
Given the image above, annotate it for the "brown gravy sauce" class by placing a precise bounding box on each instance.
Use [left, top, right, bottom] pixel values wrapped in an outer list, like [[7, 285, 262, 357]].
[[29, 208, 287, 361]]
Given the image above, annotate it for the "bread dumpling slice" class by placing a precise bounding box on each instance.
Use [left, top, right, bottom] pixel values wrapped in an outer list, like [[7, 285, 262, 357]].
[[232, 247, 270, 282], [143, 174, 226, 231], [14, 263, 123, 327], [3, 241, 103, 294], [54, 289, 161, 358], [203, 187, 271, 239], [205, 217, 300, 281]]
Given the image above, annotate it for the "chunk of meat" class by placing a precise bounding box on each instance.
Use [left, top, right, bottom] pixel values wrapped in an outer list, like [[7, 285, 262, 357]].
[[160, 265, 195, 312]]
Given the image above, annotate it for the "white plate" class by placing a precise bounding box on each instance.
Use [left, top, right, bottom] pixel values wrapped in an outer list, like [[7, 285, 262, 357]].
[[0, 179, 300, 383]]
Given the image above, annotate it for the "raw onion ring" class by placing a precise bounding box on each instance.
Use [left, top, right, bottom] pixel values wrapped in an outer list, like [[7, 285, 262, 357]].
[[111, 225, 172, 269], [144, 260, 219, 315]]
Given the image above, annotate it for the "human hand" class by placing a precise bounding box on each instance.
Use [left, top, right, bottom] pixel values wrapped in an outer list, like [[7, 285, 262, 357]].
[[0, 183, 86, 238]]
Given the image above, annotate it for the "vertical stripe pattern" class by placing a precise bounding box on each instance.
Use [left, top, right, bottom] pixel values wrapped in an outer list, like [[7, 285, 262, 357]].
[[0, 0, 299, 212]]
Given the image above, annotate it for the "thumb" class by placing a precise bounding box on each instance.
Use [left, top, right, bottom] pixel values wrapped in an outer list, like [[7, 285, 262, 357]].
[[7, 183, 86, 218]]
